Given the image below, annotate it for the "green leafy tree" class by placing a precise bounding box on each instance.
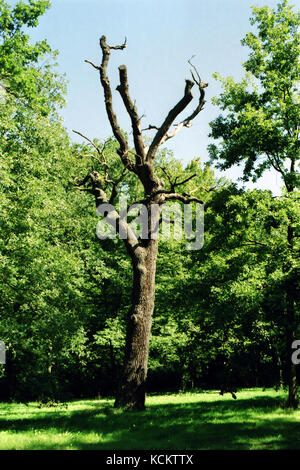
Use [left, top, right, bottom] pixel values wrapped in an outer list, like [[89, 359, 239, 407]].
[[0, 0, 111, 401], [0, 0, 64, 112], [208, 0, 299, 407]]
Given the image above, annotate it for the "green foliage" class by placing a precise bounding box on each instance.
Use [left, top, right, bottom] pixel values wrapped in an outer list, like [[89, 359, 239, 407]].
[[208, 0, 299, 190], [207, 1, 299, 397], [0, 0, 65, 117], [0, 0, 111, 400]]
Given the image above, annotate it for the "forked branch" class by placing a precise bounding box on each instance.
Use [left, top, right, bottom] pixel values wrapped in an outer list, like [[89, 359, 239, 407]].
[[146, 59, 207, 159], [85, 36, 136, 171], [160, 167, 197, 192], [73, 130, 128, 203], [75, 170, 141, 255], [73, 129, 113, 183], [146, 79, 194, 160], [82, 36, 208, 201]]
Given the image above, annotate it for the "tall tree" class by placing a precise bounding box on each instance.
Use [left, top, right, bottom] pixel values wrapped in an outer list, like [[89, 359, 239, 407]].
[[208, 0, 299, 408], [0, 0, 64, 112], [0, 0, 100, 401], [75, 36, 208, 410]]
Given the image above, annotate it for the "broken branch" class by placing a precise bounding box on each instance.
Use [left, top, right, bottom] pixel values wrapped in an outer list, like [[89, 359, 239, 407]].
[[98, 35, 134, 170], [116, 65, 146, 164], [146, 79, 194, 160]]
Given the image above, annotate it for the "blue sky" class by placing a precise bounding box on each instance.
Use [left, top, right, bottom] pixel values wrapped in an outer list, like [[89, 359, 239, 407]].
[[26, 0, 291, 194]]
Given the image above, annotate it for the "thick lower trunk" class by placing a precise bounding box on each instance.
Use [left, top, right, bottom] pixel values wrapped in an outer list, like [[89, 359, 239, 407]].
[[287, 361, 298, 409], [114, 238, 158, 410]]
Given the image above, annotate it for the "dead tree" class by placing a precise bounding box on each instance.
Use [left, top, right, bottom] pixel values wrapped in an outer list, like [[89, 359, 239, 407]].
[[75, 36, 207, 410]]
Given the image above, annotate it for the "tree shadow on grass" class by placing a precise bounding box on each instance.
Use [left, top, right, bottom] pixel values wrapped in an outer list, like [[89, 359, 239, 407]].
[[1, 395, 299, 450]]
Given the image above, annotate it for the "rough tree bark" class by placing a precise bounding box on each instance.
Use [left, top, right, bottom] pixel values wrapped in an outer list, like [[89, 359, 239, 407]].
[[114, 235, 159, 410], [74, 36, 207, 410]]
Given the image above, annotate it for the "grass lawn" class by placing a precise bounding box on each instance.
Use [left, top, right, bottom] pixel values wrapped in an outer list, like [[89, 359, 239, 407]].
[[0, 388, 299, 450]]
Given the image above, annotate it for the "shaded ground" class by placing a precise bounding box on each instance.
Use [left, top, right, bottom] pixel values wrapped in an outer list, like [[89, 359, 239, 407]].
[[0, 389, 299, 450]]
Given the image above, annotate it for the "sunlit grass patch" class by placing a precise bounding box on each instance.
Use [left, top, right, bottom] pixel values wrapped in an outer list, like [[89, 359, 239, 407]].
[[0, 388, 299, 450]]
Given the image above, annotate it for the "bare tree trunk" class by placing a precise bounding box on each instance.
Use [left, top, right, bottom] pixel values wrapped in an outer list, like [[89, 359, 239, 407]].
[[287, 362, 298, 409], [75, 35, 207, 410], [115, 238, 158, 410]]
